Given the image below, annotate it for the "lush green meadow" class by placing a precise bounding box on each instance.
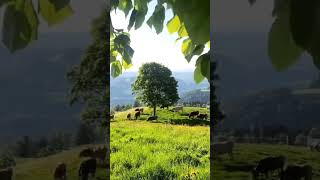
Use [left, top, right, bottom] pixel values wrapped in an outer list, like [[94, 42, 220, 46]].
[[110, 107, 210, 179], [14, 145, 108, 180], [213, 143, 320, 180]]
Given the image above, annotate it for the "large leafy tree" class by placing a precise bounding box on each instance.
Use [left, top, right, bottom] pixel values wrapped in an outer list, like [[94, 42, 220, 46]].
[[132, 62, 179, 116]]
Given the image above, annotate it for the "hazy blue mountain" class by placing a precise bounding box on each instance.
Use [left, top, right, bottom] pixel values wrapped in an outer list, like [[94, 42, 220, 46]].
[[0, 33, 92, 142]]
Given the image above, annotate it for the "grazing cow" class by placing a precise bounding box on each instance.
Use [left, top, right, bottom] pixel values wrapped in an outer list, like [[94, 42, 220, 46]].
[[212, 141, 234, 159], [172, 106, 183, 112], [309, 141, 320, 151], [127, 113, 131, 120], [135, 108, 140, 111], [94, 147, 107, 165], [79, 158, 97, 180], [79, 148, 94, 158], [139, 108, 144, 113], [160, 105, 169, 109], [197, 113, 208, 120], [189, 111, 199, 118], [0, 167, 13, 180], [135, 111, 141, 120], [280, 165, 312, 180], [54, 163, 67, 180], [252, 155, 287, 180], [147, 116, 158, 121]]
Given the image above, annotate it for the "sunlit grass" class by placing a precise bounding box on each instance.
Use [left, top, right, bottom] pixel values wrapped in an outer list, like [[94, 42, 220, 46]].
[[111, 107, 210, 179]]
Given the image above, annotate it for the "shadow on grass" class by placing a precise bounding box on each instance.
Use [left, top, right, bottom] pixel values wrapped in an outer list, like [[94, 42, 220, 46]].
[[223, 163, 254, 172], [164, 119, 210, 126]]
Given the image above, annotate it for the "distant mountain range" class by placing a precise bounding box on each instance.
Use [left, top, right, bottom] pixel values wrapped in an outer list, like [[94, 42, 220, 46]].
[[110, 72, 210, 106]]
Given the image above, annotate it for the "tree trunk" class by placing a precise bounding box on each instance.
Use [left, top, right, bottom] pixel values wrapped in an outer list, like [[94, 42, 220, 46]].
[[153, 104, 156, 116]]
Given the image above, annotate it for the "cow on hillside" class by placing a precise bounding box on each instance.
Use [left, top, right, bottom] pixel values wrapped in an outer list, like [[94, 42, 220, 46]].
[[135, 111, 141, 120], [197, 113, 208, 120], [189, 111, 199, 119], [54, 163, 67, 180], [280, 165, 312, 180], [127, 113, 131, 120], [78, 158, 97, 180], [252, 155, 287, 180], [0, 167, 13, 180]]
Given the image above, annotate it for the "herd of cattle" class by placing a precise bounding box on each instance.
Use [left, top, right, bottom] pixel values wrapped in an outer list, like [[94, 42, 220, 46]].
[[0, 146, 107, 180], [110, 106, 209, 121], [213, 141, 315, 180]]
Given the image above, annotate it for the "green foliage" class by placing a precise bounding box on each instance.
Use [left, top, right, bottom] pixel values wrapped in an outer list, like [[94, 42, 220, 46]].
[[68, 9, 109, 125], [111, 0, 210, 82], [131, 62, 179, 116], [0, 0, 72, 52], [0, 151, 16, 169], [251, 0, 320, 71]]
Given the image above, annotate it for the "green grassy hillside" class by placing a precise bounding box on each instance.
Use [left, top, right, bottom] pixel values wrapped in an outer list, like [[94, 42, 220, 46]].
[[213, 143, 320, 180], [111, 107, 210, 179], [14, 145, 107, 180]]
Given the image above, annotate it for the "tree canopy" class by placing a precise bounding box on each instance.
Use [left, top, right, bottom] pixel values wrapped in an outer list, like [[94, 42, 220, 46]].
[[132, 62, 179, 116]]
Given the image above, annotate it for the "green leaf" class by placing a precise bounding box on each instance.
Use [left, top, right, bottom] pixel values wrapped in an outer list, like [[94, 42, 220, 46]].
[[289, 0, 315, 50], [134, 11, 147, 30], [114, 33, 131, 48], [111, 61, 122, 77], [49, 0, 70, 11], [39, 0, 73, 26], [134, 0, 148, 29], [128, 9, 137, 31], [2, 4, 30, 52], [2, 0, 38, 53], [192, 45, 205, 56], [178, 23, 188, 37], [122, 59, 133, 69], [197, 53, 210, 80], [194, 65, 204, 84], [174, 0, 210, 44], [167, 15, 181, 34], [181, 38, 193, 56], [146, 4, 165, 34], [23, 0, 39, 41], [269, 3, 303, 71], [111, 50, 118, 63], [118, 0, 132, 17]]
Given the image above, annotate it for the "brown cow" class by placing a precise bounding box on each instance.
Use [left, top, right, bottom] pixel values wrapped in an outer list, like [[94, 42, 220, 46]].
[[54, 163, 67, 180], [135, 108, 140, 111], [94, 147, 107, 165], [127, 113, 131, 120], [79, 148, 94, 158], [189, 111, 199, 118], [197, 113, 208, 120], [280, 165, 312, 180], [135, 111, 141, 120], [139, 108, 144, 113], [79, 158, 97, 180], [0, 167, 13, 180], [252, 155, 287, 180]]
